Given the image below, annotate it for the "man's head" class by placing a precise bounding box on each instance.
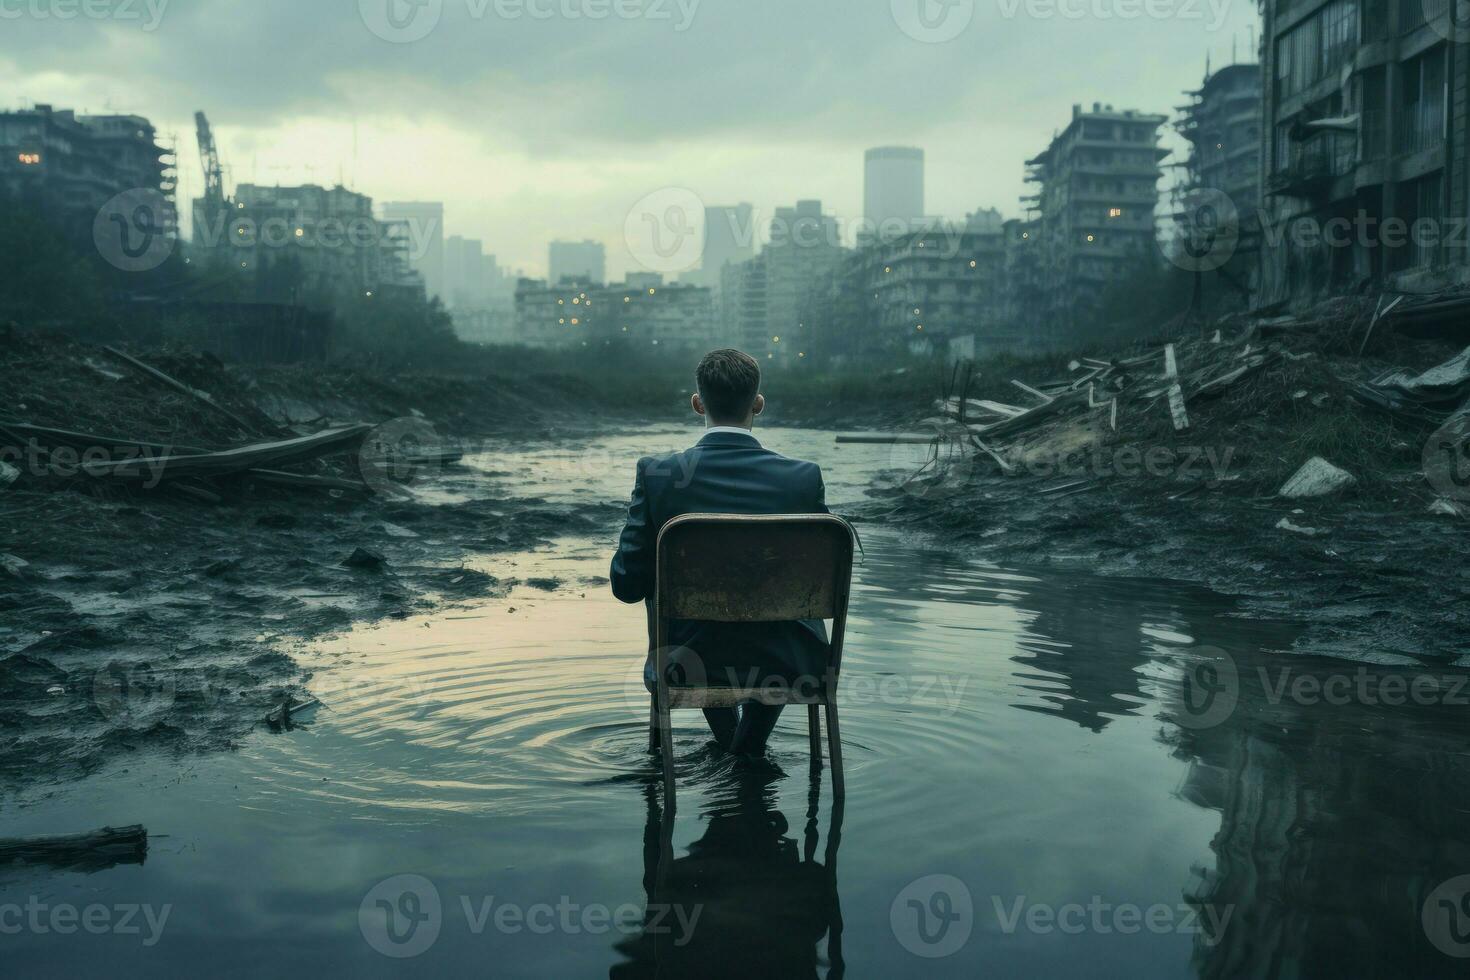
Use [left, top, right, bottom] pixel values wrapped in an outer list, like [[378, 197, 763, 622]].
[[692, 349, 765, 428]]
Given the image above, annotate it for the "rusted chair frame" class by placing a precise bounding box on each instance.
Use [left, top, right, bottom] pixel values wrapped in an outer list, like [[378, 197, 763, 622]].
[[649, 513, 853, 811]]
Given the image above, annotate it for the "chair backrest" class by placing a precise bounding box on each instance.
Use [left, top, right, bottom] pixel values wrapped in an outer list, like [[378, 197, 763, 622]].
[[655, 514, 855, 623]]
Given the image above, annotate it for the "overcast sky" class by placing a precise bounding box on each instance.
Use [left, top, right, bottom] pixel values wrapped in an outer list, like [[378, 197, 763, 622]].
[[2, 0, 1260, 279]]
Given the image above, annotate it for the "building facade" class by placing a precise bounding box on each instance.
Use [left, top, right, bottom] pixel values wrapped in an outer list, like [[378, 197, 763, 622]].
[[0, 105, 177, 245], [1175, 63, 1264, 303], [1023, 104, 1169, 336], [761, 200, 845, 361], [822, 209, 1012, 359], [1259, 0, 1468, 303], [514, 273, 715, 351], [211, 183, 422, 304], [380, 201, 445, 301]]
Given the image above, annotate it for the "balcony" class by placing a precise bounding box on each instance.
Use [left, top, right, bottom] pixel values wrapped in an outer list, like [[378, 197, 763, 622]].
[[1266, 131, 1355, 197]]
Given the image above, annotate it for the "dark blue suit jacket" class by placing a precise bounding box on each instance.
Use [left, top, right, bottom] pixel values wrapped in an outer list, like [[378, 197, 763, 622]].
[[611, 430, 831, 688]]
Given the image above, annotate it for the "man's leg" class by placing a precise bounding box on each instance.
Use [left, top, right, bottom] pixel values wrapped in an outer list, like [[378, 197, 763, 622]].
[[730, 702, 784, 755], [703, 708, 738, 750]]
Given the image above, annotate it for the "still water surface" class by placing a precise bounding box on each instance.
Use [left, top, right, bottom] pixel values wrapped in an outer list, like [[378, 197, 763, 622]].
[[5, 426, 1470, 977]]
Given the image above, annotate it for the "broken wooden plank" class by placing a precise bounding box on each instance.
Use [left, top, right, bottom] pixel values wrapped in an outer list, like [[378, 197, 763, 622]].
[[969, 435, 1016, 475], [1164, 343, 1190, 431], [976, 389, 1089, 440], [836, 433, 939, 445], [80, 425, 373, 482], [0, 824, 147, 871], [1010, 379, 1055, 404]]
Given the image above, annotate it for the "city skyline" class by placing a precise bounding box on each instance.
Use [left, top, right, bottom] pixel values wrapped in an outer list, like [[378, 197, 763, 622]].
[[0, 0, 1261, 280]]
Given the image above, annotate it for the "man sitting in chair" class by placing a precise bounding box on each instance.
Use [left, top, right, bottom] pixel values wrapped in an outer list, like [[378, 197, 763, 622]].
[[611, 349, 830, 757]]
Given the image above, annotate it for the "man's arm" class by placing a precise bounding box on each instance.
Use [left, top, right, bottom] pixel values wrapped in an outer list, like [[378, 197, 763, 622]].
[[610, 456, 656, 603], [812, 464, 830, 515]]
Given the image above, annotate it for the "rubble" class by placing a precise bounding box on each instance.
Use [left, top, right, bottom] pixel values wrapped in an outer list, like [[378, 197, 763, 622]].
[[1279, 457, 1357, 499]]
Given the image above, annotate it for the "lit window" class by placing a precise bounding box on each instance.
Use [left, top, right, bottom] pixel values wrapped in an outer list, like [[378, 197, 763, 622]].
[[649, 288, 657, 295], [624, 296, 630, 303], [295, 228, 305, 237], [17, 153, 40, 165], [772, 336, 780, 343], [916, 324, 923, 331], [573, 297, 580, 305], [1107, 208, 1122, 218], [1021, 232, 1030, 239], [969, 260, 977, 268], [1086, 234, 1095, 242], [571, 317, 579, 325]]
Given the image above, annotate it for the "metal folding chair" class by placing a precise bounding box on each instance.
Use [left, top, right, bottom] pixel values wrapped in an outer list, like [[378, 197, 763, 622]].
[[649, 513, 854, 811]]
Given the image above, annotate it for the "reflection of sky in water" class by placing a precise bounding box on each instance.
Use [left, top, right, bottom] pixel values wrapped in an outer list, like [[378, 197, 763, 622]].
[[5, 429, 1470, 977]]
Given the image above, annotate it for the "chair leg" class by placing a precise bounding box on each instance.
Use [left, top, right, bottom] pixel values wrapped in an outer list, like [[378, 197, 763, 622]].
[[648, 696, 659, 751], [825, 702, 845, 798], [658, 700, 677, 813], [808, 704, 822, 766]]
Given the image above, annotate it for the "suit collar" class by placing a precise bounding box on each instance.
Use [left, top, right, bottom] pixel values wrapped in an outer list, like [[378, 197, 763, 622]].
[[698, 427, 761, 448]]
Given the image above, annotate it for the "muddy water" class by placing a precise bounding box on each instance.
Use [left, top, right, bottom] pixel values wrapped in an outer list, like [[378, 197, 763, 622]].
[[5, 426, 1470, 977]]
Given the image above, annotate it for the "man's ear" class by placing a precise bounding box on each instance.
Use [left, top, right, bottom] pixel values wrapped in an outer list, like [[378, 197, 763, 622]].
[[752, 394, 765, 417], [691, 393, 706, 417]]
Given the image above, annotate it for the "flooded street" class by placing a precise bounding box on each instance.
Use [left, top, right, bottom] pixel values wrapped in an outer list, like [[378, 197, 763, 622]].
[[5, 427, 1470, 977]]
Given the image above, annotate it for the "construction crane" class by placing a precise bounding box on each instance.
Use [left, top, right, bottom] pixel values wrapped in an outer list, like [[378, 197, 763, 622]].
[[194, 110, 227, 217]]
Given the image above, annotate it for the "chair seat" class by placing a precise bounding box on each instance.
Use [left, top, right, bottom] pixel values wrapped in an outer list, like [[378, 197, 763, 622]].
[[664, 686, 832, 709]]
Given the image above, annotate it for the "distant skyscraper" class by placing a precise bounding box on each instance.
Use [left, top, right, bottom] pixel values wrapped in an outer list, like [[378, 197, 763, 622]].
[[690, 204, 755, 288], [549, 240, 606, 285], [864, 147, 925, 242], [381, 201, 445, 301], [444, 235, 485, 308]]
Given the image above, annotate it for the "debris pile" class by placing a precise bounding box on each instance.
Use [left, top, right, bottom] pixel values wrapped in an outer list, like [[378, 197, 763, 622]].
[[862, 292, 1470, 661]]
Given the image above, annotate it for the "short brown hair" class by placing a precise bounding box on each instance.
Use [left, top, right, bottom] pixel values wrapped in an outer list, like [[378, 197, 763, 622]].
[[695, 349, 761, 422]]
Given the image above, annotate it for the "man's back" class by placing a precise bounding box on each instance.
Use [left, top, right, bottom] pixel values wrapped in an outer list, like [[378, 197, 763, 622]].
[[610, 429, 827, 605]]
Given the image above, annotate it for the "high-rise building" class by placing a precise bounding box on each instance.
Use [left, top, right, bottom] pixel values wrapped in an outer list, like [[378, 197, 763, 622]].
[[864, 147, 925, 243], [222, 183, 422, 303], [1023, 104, 1167, 335], [686, 203, 756, 288], [549, 239, 606, 286], [761, 200, 845, 361], [381, 201, 445, 301], [1175, 62, 1263, 304], [1, 105, 177, 244], [444, 235, 485, 308], [1259, 0, 1468, 302]]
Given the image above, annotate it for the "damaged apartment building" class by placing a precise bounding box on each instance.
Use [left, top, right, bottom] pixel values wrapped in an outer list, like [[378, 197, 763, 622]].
[[1022, 104, 1169, 340], [1260, 0, 1469, 303]]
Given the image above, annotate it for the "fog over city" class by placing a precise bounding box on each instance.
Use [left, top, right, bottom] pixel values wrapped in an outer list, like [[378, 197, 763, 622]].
[[2, 0, 1257, 277]]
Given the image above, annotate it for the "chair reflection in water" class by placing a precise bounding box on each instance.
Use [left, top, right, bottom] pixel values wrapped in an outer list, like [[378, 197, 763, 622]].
[[648, 514, 854, 812], [611, 767, 846, 979]]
